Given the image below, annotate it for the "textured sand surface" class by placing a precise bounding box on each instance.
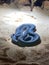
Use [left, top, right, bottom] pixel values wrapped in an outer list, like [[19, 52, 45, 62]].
[[0, 4, 49, 65]]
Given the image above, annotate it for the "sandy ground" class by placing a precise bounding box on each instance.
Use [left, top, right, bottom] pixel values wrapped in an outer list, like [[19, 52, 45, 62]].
[[0, 4, 49, 65]]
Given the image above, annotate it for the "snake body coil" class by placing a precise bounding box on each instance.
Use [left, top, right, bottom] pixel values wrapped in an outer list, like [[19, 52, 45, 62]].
[[11, 24, 41, 47]]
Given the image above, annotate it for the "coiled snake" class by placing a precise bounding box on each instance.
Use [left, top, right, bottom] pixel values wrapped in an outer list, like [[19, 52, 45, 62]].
[[11, 24, 41, 47]]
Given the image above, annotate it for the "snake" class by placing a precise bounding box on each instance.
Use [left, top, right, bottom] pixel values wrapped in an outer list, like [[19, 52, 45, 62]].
[[11, 24, 41, 47]]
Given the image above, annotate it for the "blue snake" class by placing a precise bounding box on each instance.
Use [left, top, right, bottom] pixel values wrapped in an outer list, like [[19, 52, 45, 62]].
[[11, 24, 41, 47]]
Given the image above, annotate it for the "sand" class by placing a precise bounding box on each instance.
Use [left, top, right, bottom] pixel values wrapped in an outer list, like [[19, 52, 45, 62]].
[[0, 4, 49, 65]]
